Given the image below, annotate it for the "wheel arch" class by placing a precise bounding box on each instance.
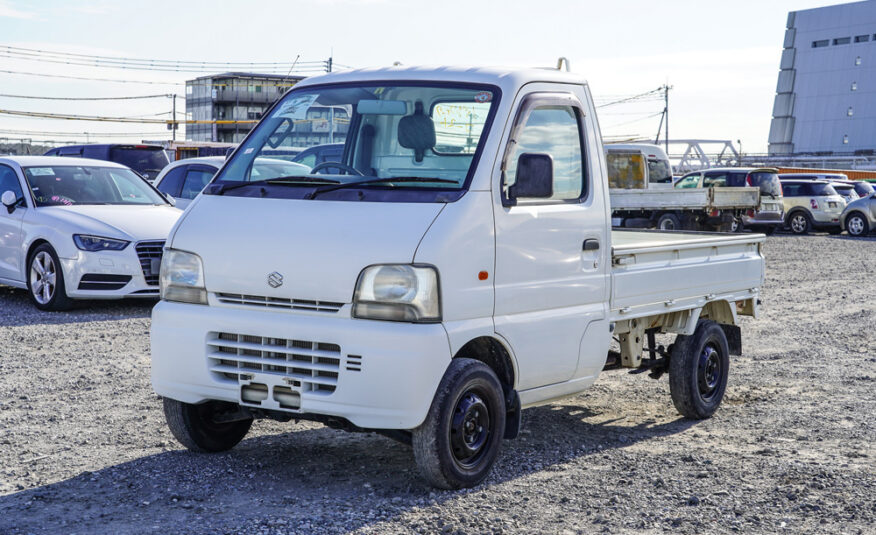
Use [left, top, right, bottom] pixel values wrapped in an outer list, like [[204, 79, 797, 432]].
[[452, 336, 516, 392]]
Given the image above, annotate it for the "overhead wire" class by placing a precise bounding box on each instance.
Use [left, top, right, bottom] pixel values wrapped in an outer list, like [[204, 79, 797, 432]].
[[0, 92, 171, 100]]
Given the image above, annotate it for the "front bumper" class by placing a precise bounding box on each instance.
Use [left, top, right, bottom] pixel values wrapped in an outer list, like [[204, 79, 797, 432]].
[[60, 246, 160, 299], [150, 300, 451, 430]]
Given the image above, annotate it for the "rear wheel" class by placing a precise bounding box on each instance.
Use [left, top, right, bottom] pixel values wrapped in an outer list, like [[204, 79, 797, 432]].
[[413, 359, 506, 489], [27, 244, 73, 311], [788, 212, 811, 235], [846, 213, 870, 237], [163, 398, 253, 452], [657, 213, 681, 231], [730, 218, 744, 233], [669, 320, 730, 419]]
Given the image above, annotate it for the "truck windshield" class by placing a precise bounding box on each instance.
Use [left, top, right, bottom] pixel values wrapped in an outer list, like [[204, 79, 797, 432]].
[[213, 82, 499, 199], [23, 166, 167, 207]]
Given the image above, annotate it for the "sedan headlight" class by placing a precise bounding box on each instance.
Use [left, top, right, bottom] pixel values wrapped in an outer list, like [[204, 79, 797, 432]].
[[73, 234, 130, 252], [353, 264, 440, 322], [159, 249, 207, 305]]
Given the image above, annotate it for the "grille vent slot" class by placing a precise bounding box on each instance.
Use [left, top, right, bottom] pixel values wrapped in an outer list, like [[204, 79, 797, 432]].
[[207, 332, 341, 394], [346, 355, 363, 372], [216, 293, 343, 313], [135, 241, 165, 286]]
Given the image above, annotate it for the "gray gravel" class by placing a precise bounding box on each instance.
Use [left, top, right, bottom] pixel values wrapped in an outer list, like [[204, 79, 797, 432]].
[[1, 233, 875, 534]]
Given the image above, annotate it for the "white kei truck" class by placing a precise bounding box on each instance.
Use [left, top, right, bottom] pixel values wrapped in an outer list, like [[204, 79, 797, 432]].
[[151, 64, 765, 489]]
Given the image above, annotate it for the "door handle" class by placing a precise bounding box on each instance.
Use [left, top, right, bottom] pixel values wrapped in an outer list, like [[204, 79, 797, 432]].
[[583, 239, 600, 251]]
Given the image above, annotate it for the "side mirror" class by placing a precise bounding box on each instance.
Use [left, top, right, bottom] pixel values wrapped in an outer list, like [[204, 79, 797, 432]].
[[2, 190, 18, 213], [509, 153, 553, 201]]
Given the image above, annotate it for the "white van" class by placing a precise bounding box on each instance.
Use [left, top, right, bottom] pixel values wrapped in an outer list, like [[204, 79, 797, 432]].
[[604, 143, 674, 189]]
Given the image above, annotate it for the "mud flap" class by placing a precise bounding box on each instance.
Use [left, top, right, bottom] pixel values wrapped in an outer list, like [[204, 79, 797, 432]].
[[720, 324, 742, 355], [504, 389, 521, 439]]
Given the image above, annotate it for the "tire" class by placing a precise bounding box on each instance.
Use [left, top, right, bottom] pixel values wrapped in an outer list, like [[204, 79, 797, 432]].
[[788, 211, 811, 235], [668, 320, 730, 419], [762, 225, 777, 236], [27, 243, 73, 311], [656, 213, 681, 231], [846, 212, 870, 237], [163, 398, 253, 453], [413, 358, 506, 489], [730, 218, 744, 233]]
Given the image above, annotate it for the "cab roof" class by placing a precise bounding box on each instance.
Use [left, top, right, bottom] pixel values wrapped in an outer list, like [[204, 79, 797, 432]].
[[294, 65, 589, 95]]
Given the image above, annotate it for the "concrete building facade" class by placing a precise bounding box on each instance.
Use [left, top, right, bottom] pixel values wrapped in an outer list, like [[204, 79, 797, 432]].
[[185, 73, 304, 143], [769, 1, 876, 155]]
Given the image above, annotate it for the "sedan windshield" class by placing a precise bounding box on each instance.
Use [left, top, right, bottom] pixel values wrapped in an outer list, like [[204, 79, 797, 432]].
[[214, 83, 499, 198], [23, 166, 167, 206]]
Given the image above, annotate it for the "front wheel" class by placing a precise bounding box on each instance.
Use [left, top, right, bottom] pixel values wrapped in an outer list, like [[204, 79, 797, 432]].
[[163, 398, 253, 452], [846, 213, 870, 237], [413, 359, 506, 489], [669, 320, 730, 419], [656, 213, 681, 231], [27, 244, 73, 311]]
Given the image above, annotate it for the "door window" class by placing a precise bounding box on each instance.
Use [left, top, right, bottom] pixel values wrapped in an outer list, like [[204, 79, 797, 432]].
[[505, 105, 584, 201], [181, 166, 216, 199], [674, 173, 700, 188], [156, 166, 187, 197], [0, 165, 23, 200], [703, 172, 728, 187]]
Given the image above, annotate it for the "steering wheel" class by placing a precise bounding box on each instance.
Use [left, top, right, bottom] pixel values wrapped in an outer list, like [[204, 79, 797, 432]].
[[310, 161, 363, 176]]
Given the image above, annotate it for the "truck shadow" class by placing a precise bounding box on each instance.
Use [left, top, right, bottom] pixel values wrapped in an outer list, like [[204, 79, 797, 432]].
[[0, 404, 697, 534], [0, 286, 154, 327]]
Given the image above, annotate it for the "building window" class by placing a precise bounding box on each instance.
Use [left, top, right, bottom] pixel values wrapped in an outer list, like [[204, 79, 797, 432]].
[[812, 39, 829, 48], [855, 34, 870, 43], [852, 81, 858, 91], [833, 37, 851, 45], [255, 86, 262, 93], [848, 106, 854, 117], [843, 135, 849, 144], [855, 56, 862, 66]]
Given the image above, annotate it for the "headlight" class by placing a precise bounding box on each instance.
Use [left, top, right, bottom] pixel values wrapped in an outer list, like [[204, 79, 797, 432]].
[[159, 249, 207, 305], [73, 234, 130, 251], [353, 264, 440, 322]]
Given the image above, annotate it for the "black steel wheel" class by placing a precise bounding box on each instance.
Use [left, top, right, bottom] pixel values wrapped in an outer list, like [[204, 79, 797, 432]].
[[657, 213, 681, 231], [669, 320, 730, 419], [413, 358, 506, 489], [163, 398, 253, 453]]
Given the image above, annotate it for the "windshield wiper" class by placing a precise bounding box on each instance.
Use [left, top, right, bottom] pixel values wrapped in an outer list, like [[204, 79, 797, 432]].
[[215, 176, 340, 195], [305, 176, 458, 199]]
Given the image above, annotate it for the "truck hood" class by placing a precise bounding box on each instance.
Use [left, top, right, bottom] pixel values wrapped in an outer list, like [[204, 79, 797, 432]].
[[170, 195, 444, 303], [39, 204, 182, 241]]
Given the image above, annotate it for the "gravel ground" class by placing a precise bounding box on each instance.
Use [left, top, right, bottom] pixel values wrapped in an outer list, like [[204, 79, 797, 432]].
[[1, 233, 874, 534]]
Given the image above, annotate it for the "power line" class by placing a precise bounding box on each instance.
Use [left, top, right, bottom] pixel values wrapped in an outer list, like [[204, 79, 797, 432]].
[[595, 88, 664, 108], [0, 92, 171, 101], [2, 45, 328, 68], [0, 68, 181, 85], [0, 108, 257, 124], [0, 128, 170, 137]]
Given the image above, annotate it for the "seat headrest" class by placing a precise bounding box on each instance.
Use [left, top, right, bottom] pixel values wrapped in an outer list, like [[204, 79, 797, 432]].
[[397, 101, 435, 163]]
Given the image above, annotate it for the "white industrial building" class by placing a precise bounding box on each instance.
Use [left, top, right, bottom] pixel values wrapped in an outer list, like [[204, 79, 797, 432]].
[[769, 1, 876, 155]]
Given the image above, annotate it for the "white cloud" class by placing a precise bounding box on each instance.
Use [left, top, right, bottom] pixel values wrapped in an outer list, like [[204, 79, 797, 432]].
[[0, 0, 37, 19]]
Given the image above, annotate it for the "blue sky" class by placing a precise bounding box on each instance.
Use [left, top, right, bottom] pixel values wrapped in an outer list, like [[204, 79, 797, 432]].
[[0, 0, 852, 152]]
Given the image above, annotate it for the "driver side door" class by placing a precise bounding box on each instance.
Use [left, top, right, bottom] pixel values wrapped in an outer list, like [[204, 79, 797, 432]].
[[0, 164, 27, 283]]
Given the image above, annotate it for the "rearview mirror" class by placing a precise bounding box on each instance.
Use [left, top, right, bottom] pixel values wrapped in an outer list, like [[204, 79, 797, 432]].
[[509, 153, 553, 201], [2, 190, 19, 213]]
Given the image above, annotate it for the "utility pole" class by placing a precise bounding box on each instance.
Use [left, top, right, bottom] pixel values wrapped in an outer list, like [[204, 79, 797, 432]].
[[172, 93, 177, 141], [662, 84, 671, 154]]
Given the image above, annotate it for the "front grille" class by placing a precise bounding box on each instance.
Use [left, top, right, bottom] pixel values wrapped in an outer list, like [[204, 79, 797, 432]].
[[216, 293, 343, 313], [207, 332, 341, 394], [78, 273, 132, 290], [135, 241, 165, 286]]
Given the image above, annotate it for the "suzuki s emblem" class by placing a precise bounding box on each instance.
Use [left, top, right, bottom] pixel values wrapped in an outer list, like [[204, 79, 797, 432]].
[[267, 271, 284, 288]]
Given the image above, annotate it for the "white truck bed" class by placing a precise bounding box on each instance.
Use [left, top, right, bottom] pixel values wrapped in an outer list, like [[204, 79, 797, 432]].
[[609, 229, 764, 321], [609, 187, 760, 211]]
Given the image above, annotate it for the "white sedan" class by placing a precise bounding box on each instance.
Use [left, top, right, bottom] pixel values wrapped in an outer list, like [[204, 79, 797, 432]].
[[0, 156, 181, 311]]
